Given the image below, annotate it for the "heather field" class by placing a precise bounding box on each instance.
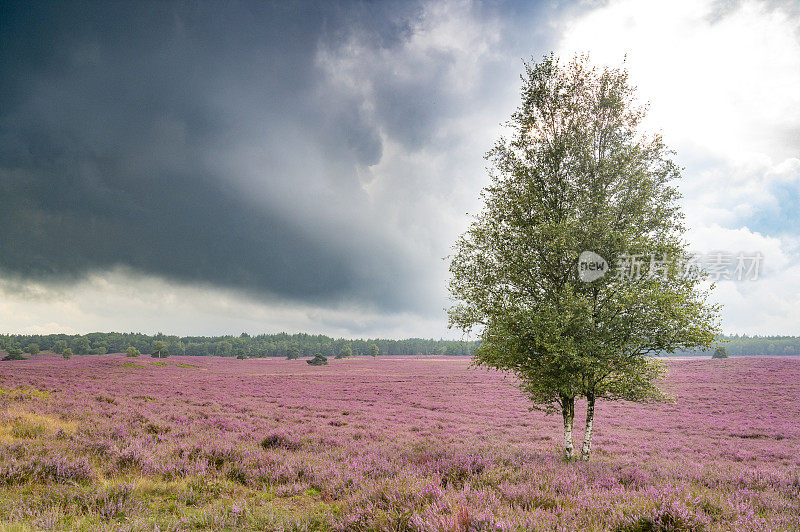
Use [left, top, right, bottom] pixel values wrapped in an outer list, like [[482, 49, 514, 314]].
[[1, 355, 798, 531]]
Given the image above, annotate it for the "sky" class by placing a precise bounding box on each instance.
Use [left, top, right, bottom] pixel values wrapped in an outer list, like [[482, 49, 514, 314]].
[[1, 0, 798, 339]]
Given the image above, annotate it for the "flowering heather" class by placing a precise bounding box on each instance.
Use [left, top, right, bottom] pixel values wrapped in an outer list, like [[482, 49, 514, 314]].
[[0, 354, 798, 530]]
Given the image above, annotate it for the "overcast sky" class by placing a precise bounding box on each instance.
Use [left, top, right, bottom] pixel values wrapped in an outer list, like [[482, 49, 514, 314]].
[[1, 0, 799, 338]]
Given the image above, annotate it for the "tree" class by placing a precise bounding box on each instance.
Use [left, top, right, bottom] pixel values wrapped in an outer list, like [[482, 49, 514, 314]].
[[53, 340, 67, 355], [335, 344, 353, 359], [216, 341, 233, 357], [307, 353, 328, 366], [286, 346, 300, 360], [24, 343, 40, 356], [369, 343, 379, 357], [232, 339, 249, 359], [62, 348, 73, 360], [126, 346, 140, 357], [712, 346, 728, 359], [6, 344, 23, 356], [448, 54, 719, 461], [167, 341, 185, 356], [151, 340, 168, 358], [71, 336, 90, 356]]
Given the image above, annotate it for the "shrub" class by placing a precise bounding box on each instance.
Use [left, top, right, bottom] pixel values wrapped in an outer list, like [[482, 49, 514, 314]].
[[2, 353, 27, 361], [24, 343, 40, 356], [261, 433, 303, 450], [307, 353, 328, 366], [712, 347, 728, 359]]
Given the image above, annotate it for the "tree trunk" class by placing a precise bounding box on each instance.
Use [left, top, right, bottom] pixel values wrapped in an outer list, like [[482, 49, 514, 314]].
[[561, 394, 575, 461], [580, 391, 595, 461]]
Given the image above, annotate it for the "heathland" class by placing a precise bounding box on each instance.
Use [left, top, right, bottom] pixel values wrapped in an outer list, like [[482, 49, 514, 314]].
[[1, 354, 798, 530]]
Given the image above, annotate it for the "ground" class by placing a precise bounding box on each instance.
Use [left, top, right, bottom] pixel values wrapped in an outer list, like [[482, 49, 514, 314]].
[[0, 354, 798, 531]]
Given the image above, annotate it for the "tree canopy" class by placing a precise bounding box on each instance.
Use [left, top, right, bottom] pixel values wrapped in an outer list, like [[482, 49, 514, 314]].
[[448, 54, 720, 460]]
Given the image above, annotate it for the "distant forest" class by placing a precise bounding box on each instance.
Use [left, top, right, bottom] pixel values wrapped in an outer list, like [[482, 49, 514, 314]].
[[0, 331, 479, 358], [671, 335, 800, 357], [2, 332, 799, 359]]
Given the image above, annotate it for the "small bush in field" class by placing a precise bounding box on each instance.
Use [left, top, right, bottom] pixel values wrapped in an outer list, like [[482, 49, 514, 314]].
[[261, 433, 302, 450], [307, 353, 328, 366]]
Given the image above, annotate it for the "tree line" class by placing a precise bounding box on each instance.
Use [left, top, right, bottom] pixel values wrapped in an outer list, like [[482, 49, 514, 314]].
[[671, 335, 800, 357], [2, 330, 797, 360], [0, 331, 479, 358]]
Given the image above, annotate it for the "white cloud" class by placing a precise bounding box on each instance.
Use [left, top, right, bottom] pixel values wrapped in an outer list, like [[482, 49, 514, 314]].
[[558, 0, 800, 163], [687, 224, 789, 275], [0, 268, 460, 339], [713, 265, 800, 335], [558, 0, 800, 227], [559, 0, 800, 334]]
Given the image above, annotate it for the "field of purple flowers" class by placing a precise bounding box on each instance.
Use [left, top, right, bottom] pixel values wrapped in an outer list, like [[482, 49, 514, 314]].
[[1, 354, 798, 531]]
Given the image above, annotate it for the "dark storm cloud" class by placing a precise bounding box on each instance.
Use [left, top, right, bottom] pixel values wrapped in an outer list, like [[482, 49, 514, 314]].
[[0, 0, 432, 309]]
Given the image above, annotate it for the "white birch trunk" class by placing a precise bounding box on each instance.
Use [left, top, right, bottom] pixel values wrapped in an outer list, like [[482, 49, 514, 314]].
[[580, 392, 595, 461], [561, 395, 575, 461]]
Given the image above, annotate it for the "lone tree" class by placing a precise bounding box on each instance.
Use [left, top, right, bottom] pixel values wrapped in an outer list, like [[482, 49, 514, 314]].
[[448, 54, 719, 461], [70, 336, 91, 356], [151, 340, 168, 358], [125, 346, 140, 357], [712, 346, 728, 359], [335, 344, 353, 359]]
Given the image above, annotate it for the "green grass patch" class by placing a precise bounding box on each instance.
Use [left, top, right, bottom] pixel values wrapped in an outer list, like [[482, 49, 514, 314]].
[[0, 387, 50, 401]]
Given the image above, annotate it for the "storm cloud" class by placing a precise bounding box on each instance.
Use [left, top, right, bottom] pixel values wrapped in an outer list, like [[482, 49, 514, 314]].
[[0, 1, 469, 312], [5, 0, 795, 338]]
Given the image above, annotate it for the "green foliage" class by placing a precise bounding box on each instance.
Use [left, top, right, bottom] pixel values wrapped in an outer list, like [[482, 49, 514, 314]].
[[448, 54, 719, 459], [369, 343, 380, 357], [24, 343, 39, 356], [216, 340, 233, 357], [307, 353, 328, 366], [70, 336, 91, 355], [712, 346, 728, 359], [0, 332, 478, 359], [286, 346, 300, 360], [335, 344, 353, 359], [52, 340, 68, 355], [125, 345, 140, 357], [6, 344, 23, 356], [150, 340, 168, 358], [2, 353, 27, 361], [675, 335, 800, 356], [61, 348, 73, 360]]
